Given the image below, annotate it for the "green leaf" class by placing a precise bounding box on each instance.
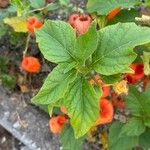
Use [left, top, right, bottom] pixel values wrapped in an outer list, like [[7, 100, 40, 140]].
[[93, 86, 102, 98], [143, 84, 150, 127], [92, 23, 150, 75], [134, 45, 150, 62], [48, 104, 54, 116], [35, 20, 76, 63], [125, 85, 150, 126], [101, 74, 121, 84], [144, 0, 150, 6], [139, 128, 150, 149], [60, 124, 84, 150], [32, 63, 77, 104], [36, 20, 98, 65], [143, 83, 150, 97], [64, 76, 101, 138], [87, 0, 140, 15], [108, 121, 138, 150], [75, 22, 98, 63], [29, 0, 45, 8], [47, 99, 64, 116], [125, 88, 144, 116], [120, 118, 146, 137], [63, 62, 77, 74], [37, 104, 49, 113], [141, 51, 150, 75]]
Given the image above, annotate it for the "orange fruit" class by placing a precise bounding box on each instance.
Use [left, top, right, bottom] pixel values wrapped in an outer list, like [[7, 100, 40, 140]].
[[21, 56, 41, 73], [27, 16, 43, 33], [96, 98, 114, 125], [125, 63, 144, 84], [107, 7, 121, 20], [49, 115, 67, 134]]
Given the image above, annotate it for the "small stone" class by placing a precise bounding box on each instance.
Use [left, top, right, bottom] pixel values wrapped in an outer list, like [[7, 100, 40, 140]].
[[4, 111, 10, 117], [31, 142, 37, 148], [13, 121, 21, 129], [1, 137, 6, 144]]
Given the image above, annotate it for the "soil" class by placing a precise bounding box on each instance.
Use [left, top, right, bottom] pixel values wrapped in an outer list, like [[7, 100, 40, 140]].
[[0, 126, 26, 150]]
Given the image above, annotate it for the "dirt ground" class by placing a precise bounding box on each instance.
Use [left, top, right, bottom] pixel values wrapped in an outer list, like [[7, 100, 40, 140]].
[[0, 126, 27, 150]]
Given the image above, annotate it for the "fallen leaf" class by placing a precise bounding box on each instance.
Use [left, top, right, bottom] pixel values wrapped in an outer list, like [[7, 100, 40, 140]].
[[4, 17, 28, 32], [17, 74, 30, 93]]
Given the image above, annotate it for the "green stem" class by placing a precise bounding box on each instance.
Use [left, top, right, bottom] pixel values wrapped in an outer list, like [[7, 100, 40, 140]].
[[77, 63, 101, 87], [23, 33, 31, 57], [24, 6, 47, 15]]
